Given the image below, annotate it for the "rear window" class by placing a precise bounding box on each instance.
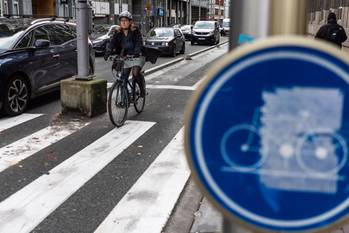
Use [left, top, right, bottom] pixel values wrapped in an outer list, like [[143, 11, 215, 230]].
[[147, 28, 174, 38]]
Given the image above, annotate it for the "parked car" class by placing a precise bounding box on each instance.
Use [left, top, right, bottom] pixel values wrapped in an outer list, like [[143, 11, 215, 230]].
[[91, 24, 120, 55], [180, 25, 192, 40], [172, 24, 181, 29], [222, 18, 230, 36], [191, 21, 220, 45], [145, 27, 185, 57], [0, 18, 95, 116]]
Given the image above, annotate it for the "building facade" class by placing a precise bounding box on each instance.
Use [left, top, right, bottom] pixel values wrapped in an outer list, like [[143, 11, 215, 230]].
[[0, 0, 217, 30], [191, 0, 209, 22], [208, 0, 224, 22]]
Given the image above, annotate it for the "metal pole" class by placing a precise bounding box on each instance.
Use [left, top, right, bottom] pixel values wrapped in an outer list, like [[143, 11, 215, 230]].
[[270, 0, 308, 35], [226, 0, 309, 231], [76, 0, 91, 80], [229, 0, 271, 50], [199, 0, 201, 20]]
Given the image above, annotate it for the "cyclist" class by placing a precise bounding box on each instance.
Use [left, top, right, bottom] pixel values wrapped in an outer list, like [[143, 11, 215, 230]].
[[104, 11, 146, 97]]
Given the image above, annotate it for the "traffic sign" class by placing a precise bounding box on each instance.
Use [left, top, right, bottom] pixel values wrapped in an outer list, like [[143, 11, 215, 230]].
[[185, 36, 349, 232]]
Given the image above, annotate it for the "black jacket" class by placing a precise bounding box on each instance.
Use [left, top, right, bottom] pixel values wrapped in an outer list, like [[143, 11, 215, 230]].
[[108, 25, 143, 56], [315, 13, 347, 48], [106, 25, 161, 64]]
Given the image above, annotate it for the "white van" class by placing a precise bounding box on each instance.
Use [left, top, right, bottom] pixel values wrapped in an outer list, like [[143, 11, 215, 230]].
[[223, 18, 230, 35]]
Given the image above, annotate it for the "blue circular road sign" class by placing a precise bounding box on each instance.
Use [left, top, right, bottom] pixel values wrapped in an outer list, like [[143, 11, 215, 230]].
[[185, 37, 349, 232]]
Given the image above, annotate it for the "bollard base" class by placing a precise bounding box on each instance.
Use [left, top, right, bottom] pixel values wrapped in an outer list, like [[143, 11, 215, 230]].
[[61, 77, 107, 117]]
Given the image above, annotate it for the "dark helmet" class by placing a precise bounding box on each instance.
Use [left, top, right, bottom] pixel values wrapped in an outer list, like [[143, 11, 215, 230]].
[[119, 11, 133, 21], [328, 12, 337, 23]]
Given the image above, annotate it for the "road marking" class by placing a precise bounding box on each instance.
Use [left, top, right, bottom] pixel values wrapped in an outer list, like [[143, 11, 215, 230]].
[[146, 45, 228, 82], [147, 84, 195, 91], [108, 83, 195, 91], [192, 77, 206, 90], [0, 114, 43, 133], [94, 128, 190, 233], [0, 120, 155, 233], [0, 120, 90, 173]]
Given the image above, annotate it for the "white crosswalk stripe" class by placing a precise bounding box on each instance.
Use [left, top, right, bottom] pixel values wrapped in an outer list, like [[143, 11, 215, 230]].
[[0, 119, 90, 173], [0, 114, 43, 133], [0, 111, 190, 233], [0, 120, 155, 233], [94, 128, 189, 233]]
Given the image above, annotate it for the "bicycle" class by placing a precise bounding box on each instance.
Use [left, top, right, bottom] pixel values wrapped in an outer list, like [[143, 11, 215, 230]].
[[220, 108, 348, 175], [108, 55, 146, 127]]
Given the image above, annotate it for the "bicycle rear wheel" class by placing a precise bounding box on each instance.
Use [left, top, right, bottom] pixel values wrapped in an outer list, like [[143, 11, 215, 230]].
[[133, 80, 146, 113], [108, 81, 129, 127]]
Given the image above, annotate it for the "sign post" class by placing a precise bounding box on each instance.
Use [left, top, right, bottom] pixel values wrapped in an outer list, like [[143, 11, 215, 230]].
[[186, 35, 349, 233], [76, 0, 92, 80], [185, 0, 349, 232], [227, 1, 309, 232]]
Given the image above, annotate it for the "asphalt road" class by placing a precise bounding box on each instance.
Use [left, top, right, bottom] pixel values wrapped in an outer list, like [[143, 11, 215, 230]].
[[95, 37, 229, 83], [0, 42, 229, 233]]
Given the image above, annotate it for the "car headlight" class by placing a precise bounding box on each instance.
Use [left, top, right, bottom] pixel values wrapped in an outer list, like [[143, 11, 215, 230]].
[[162, 42, 169, 46]]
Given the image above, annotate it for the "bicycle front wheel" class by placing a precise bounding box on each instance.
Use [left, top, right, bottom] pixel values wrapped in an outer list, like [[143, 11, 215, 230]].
[[133, 80, 146, 113], [108, 81, 129, 127]]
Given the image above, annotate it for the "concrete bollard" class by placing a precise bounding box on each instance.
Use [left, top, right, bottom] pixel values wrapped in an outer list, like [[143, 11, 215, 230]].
[[61, 78, 107, 117]]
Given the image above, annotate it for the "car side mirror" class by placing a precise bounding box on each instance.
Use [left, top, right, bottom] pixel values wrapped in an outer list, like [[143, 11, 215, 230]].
[[35, 39, 50, 48]]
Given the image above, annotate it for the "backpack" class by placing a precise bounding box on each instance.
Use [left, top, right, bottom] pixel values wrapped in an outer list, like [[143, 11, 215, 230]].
[[326, 26, 343, 44]]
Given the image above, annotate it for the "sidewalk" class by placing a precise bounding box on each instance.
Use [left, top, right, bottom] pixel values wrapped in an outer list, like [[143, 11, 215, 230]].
[[165, 178, 349, 233]]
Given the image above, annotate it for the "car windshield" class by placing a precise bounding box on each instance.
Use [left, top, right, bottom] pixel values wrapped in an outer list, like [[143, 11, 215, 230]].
[[0, 25, 26, 51], [181, 25, 191, 31], [194, 21, 214, 29], [147, 28, 174, 38], [0, 19, 32, 51], [91, 24, 110, 40], [223, 21, 230, 27]]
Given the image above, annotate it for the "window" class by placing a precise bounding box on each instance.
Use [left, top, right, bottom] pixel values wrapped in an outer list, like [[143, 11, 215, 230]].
[[16, 32, 33, 49], [32, 26, 50, 44], [45, 24, 75, 46], [3, 1, 8, 14], [175, 29, 182, 37], [13, 1, 19, 15]]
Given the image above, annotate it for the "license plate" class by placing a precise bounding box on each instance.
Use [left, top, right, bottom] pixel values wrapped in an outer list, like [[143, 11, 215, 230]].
[[198, 38, 206, 40]]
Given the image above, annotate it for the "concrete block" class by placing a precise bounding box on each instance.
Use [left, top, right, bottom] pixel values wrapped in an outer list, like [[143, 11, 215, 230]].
[[61, 77, 107, 117]]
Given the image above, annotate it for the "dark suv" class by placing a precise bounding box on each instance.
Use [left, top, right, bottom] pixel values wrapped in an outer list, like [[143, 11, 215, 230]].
[[0, 18, 95, 116]]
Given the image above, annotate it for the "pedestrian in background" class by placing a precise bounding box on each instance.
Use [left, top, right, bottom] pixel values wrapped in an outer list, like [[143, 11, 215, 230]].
[[315, 12, 348, 48]]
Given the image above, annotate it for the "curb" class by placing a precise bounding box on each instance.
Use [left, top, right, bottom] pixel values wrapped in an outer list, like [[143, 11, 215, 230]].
[[144, 41, 229, 76]]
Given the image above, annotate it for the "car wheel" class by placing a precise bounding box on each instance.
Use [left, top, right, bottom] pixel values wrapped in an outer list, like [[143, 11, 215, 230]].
[[3, 75, 30, 116], [180, 43, 185, 54]]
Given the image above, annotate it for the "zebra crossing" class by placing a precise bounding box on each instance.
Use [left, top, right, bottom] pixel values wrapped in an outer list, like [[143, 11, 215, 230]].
[[0, 113, 190, 233]]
